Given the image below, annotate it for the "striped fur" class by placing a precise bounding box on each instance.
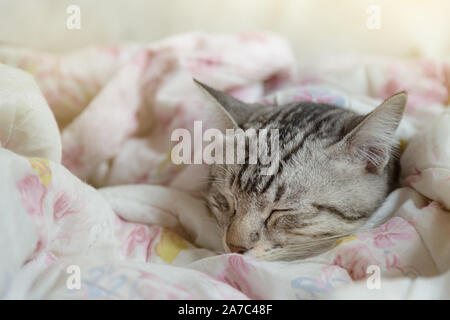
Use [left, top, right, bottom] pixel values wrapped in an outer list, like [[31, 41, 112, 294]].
[[197, 80, 407, 261]]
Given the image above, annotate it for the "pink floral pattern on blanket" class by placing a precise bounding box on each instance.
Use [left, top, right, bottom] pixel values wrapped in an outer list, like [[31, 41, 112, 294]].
[[216, 254, 263, 300], [13, 158, 117, 261], [5, 34, 450, 299], [358, 217, 415, 248], [16, 172, 50, 259], [121, 224, 161, 261], [379, 59, 449, 115], [53, 191, 80, 220], [16, 174, 47, 217], [333, 217, 420, 280]]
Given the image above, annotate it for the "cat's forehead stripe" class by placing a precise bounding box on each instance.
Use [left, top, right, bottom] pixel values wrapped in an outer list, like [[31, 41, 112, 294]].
[[274, 184, 286, 202], [218, 102, 358, 197], [282, 109, 342, 162]]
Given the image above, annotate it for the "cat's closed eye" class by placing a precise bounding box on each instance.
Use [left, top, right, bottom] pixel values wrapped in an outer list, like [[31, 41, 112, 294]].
[[265, 209, 294, 228], [211, 192, 231, 212]]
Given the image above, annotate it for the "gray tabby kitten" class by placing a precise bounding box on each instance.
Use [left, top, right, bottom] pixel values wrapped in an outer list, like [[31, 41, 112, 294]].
[[195, 80, 407, 261]]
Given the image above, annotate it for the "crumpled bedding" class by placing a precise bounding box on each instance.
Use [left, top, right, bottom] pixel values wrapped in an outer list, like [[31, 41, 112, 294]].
[[1, 32, 450, 299]]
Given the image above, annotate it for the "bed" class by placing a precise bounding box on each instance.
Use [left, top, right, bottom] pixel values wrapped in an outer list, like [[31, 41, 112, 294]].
[[1, 32, 449, 299]]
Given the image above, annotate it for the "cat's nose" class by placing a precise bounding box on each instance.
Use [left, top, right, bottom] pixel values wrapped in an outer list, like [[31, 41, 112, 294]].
[[226, 243, 249, 254]]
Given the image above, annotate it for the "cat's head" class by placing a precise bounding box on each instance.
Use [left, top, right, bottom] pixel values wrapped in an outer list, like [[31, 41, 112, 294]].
[[196, 80, 407, 261]]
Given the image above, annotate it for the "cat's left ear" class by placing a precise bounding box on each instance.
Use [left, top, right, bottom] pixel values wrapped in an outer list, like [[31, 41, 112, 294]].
[[341, 92, 407, 174], [194, 79, 259, 130]]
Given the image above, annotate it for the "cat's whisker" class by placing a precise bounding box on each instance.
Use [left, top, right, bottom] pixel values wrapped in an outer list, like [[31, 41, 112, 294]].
[[213, 165, 236, 178], [195, 176, 228, 186]]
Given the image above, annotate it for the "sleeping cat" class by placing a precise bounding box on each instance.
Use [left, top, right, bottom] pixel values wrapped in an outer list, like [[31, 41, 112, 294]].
[[195, 79, 407, 261]]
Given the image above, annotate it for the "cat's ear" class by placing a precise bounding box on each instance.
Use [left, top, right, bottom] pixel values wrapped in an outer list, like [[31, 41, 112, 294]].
[[342, 92, 407, 173], [194, 79, 257, 129]]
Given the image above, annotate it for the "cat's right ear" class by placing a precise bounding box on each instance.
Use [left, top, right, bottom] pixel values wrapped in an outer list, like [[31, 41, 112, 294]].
[[194, 79, 257, 130], [341, 92, 407, 174]]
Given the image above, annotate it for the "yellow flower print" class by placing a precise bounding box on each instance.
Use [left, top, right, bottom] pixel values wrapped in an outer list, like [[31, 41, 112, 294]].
[[28, 157, 52, 187], [334, 235, 358, 247], [156, 229, 188, 263]]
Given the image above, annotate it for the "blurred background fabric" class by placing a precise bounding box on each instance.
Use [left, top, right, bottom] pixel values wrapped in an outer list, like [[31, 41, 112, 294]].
[[0, 0, 449, 58]]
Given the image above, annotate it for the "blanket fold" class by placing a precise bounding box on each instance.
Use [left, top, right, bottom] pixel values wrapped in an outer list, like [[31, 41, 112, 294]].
[[1, 32, 450, 299]]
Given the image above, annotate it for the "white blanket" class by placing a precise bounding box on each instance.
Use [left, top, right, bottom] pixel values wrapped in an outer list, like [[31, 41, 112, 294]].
[[1, 33, 450, 299]]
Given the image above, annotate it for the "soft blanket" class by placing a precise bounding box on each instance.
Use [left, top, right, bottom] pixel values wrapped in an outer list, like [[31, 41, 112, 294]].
[[1, 32, 450, 299]]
